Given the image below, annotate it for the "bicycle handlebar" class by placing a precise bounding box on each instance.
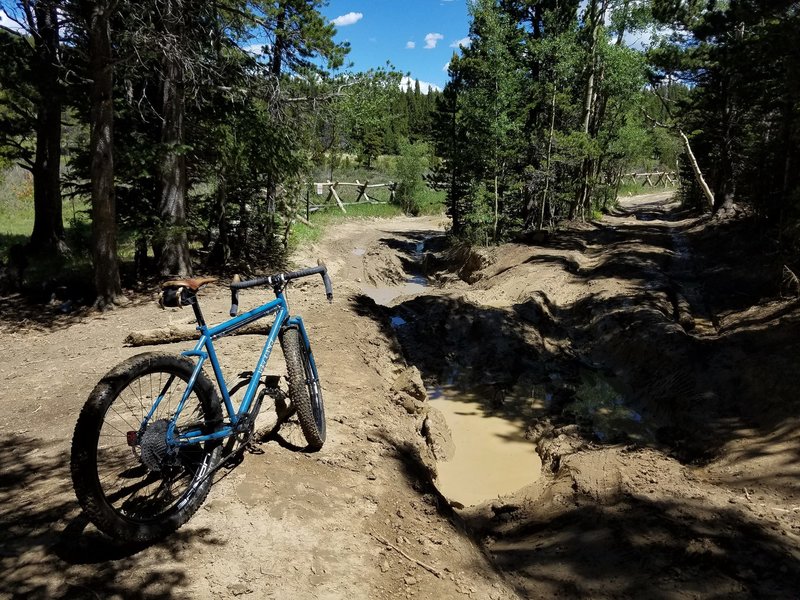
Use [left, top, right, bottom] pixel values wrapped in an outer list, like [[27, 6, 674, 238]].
[[229, 263, 333, 317]]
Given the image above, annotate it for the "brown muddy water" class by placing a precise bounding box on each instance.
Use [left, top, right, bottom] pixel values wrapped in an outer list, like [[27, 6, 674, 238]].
[[429, 386, 542, 507]]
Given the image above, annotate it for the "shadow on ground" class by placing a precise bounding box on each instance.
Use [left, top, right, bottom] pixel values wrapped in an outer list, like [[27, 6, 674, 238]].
[[0, 433, 224, 599], [468, 490, 800, 599]]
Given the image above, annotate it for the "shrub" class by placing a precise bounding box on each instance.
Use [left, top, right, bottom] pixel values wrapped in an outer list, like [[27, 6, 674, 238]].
[[393, 141, 429, 215]]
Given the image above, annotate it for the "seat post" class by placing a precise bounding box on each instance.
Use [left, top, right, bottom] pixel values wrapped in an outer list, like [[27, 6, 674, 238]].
[[189, 295, 206, 328]]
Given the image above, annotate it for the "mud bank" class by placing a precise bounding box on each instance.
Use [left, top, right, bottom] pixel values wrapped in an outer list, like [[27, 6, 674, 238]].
[[368, 194, 800, 599]]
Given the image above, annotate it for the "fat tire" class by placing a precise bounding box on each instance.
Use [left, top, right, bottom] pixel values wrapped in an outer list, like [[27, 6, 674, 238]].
[[281, 327, 326, 451], [70, 352, 222, 543]]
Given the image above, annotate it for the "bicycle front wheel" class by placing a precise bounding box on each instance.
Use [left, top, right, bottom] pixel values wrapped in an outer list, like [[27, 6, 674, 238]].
[[281, 327, 326, 451], [70, 352, 223, 543]]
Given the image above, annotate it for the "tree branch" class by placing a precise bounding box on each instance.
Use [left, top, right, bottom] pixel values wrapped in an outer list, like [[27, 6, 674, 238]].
[[643, 109, 714, 210]]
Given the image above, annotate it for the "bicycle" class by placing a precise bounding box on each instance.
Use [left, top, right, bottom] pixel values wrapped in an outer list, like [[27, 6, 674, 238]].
[[70, 264, 332, 543]]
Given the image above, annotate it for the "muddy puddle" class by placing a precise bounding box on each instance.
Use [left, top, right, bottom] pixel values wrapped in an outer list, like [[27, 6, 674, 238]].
[[362, 280, 427, 306], [430, 385, 542, 507], [361, 239, 544, 507], [356, 242, 429, 306]]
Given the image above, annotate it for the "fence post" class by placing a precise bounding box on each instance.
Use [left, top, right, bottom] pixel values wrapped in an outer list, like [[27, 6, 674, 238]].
[[330, 182, 346, 213], [306, 188, 310, 220], [355, 180, 369, 203]]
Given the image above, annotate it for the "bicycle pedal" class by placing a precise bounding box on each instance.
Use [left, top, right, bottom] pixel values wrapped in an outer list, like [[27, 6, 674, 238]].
[[246, 443, 265, 455], [223, 452, 245, 469]]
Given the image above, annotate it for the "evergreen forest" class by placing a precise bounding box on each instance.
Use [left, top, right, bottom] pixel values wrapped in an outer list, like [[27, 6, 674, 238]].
[[1, 0, 798, 306]]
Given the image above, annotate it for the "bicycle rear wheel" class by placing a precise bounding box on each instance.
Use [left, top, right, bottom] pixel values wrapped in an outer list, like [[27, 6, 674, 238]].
[[70, 352, 222, 542], [280, 327, 326, 451]]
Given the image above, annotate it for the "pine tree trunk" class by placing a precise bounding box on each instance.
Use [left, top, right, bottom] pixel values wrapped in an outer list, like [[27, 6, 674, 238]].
[[713, 78, 736, 213], [87, 0, 122, 307], [570, 0, 605, 220], [493, 174, 499, 244], [29, 0, 65, 254], [156, 4, 191, 277], [208, 172, 230, 267], [256, 5, 287, 255]]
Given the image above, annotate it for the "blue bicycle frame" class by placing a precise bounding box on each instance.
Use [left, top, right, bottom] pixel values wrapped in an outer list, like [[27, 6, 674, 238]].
[[141, 288, 316, 449]]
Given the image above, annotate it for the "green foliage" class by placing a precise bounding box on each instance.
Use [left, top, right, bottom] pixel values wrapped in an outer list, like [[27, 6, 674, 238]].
[[461, 182, 495, 246], [435, 0, 657, 239], [262, 0, 349, 75], [649, 0, 800, 232], [0, 28, 36, 170], [393, 141, 430, 215]]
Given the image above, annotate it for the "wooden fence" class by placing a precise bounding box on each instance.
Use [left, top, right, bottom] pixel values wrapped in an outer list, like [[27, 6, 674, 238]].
[[308, 180, 397, 215], [622, 172, 679, 187]]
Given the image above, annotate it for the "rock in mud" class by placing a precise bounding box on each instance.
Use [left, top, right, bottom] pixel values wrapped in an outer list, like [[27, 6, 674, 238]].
[[391, 366, 427, 402], [421, 407, 455, 461], [394, 391, 426, 415], [528, 422, 587, 473]]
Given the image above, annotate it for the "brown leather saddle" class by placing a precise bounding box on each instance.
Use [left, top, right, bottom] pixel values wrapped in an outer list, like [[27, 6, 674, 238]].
[[159, 277, 218, 308]]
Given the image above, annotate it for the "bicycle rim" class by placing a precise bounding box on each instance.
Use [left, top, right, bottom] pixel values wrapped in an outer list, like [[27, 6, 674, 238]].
[[94, 367, 214, 524]]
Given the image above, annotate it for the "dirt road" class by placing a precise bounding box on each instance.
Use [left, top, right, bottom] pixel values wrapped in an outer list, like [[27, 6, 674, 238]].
[[0, 214, 524, 600], [2, 195, 799, 599]]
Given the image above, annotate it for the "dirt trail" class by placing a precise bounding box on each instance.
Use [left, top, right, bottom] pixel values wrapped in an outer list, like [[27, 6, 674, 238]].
[[0, 215, 518, 600], [2, 196, 799, 599]]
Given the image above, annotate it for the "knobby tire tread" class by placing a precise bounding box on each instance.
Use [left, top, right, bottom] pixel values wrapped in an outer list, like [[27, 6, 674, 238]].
[[281, 328, 326, 451], [70, 352, 222, 543]]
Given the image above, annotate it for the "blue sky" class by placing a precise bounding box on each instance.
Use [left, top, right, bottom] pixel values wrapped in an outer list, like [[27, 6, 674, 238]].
[[0, 0, 470, 92], [320, 0, 472, 92]]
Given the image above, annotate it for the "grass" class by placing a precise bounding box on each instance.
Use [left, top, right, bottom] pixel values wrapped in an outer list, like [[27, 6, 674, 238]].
[[290, 185, 446, 248], [293, 160, 446, 248], [0, 167, 96, 296], [617, 180, 679, 197], [1, 166, 91, 223], [0, 167, 36, 249]]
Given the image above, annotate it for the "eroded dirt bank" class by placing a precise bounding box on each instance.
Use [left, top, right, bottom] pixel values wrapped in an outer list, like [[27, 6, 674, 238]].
[[379, 194, 800, 598], [1, 196, 799, 599]]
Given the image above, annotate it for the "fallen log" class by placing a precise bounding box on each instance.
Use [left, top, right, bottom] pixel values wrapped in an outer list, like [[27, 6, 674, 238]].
[[124, 321, 272, 347]]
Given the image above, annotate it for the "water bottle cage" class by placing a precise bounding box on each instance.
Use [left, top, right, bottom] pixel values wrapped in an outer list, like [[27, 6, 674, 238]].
[[159, 286, 194, 309]]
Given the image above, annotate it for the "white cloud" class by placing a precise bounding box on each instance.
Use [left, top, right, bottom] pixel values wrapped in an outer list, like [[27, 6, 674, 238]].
[[443, 62, 451, 72], [243, 43, 267, 55], [400, 76, 442, 94], [406, 41, 416, 49], [0, 9, 26, 33], [424, 32, 444, 49], [450, 37, 471, 49], [332, 12, 363, 27]]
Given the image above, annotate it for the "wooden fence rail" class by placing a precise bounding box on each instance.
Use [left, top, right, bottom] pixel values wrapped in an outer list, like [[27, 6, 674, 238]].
[[309, 180, 397, 214], [623, 171, 679, 187]]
